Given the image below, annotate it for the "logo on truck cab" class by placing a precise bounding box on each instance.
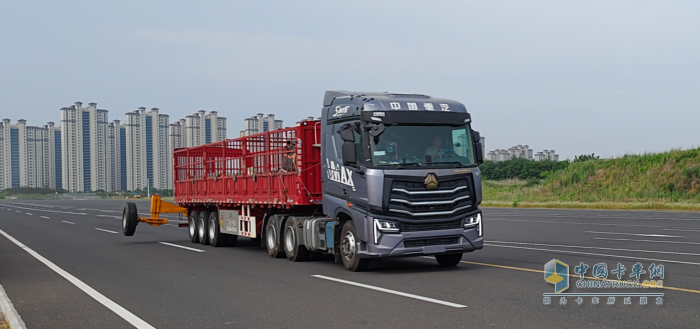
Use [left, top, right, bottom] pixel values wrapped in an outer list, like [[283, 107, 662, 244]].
[[333, 105, 350, 117], [326, 159, 355, 190]]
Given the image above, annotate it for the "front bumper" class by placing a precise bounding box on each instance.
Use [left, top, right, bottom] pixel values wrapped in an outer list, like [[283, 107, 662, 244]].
[[357, 215, 484, 258]]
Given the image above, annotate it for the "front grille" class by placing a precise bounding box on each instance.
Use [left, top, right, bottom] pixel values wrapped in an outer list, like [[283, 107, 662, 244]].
[[388, 176, 473, 218], [404, 237, 460, 248], [400, 219, 462, 232]]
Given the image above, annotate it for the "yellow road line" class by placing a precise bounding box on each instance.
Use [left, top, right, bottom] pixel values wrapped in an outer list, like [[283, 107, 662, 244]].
[[461, 261, 700, 295]]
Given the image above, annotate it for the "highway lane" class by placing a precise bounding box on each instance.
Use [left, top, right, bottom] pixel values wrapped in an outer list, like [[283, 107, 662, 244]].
[[0, 200, 699, 328]]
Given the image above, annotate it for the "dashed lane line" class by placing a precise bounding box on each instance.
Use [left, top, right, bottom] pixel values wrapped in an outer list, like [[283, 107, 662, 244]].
[[95, 228, 118, 234], [0, 228, 155, 328], [312, 275, 466, 308], [40, 216, 50, 219], [585, 231, 684, 238], [158, 242, 205, 253], [61, 221, 75, 225], [594, 237, 700, 245]]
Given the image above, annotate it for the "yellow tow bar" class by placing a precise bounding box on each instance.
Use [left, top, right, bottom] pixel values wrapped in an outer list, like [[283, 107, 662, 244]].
[[139, 195, 188, 226]]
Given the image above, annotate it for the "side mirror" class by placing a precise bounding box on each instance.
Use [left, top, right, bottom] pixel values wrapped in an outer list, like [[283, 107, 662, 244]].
[[472, 130, 484, 165], [339, 128, 355, 142], [342, 141, 356, 166], [367, 122, 385, 137]]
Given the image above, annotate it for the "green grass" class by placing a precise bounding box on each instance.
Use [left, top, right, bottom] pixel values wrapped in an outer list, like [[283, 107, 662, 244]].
[[482, 147, 700, 210]]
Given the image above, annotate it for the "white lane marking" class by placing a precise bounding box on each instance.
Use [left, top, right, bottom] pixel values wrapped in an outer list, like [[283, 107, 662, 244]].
[[585, 231, 684, 238], [490, 240, 700, 257], [158, 242, 205, 253], [40, 216, 50, 219], [95, 228, 118, 234], [594, 237, 700, 245], [61, 221, 75, 225], [0, 228, 155, 329], [26, 213, 32, 216], [15, 211, 20, 213], [0, 283, 26, 329], [661, 228, 700, 233], [489, 218, 700, 230], [3, 204, 87, 215], [311, 275, 466, 308], [486, 244, 700, 266]]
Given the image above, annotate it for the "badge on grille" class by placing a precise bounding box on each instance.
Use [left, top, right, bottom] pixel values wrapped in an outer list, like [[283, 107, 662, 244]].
[[424, 173, 439, 190]]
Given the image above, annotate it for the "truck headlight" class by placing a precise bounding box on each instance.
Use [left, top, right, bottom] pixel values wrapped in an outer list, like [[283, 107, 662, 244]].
[[464, 213, 482, 237], [374, 219, 399, 244]]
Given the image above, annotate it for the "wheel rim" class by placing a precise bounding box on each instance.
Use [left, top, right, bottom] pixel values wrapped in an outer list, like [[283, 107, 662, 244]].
[[284, 226, 295, 253], [189, 217, 196, 237], [198, 218, 205, 239], [122, 211, 127, 229], [209, 218, 216, 241], [267, 225, 277, 248], [341, 231, 356, 262]]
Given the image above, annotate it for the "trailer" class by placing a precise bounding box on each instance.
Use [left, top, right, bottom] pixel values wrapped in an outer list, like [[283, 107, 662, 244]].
[[123, 91, 485, 271]]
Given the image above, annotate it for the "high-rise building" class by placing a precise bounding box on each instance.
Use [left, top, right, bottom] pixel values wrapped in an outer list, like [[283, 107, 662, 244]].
[[182, 110, 227, 146], [240, 113, 283, 137], [124, 108, 170, 191], [107, 120, 124, 192], [0, 118, 61, 190], [60, 102, 112, 192]]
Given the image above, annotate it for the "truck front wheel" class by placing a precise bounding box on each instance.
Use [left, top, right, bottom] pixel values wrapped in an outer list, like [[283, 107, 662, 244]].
[[340, 221, 369, 272], [435, 253, 463, 267]]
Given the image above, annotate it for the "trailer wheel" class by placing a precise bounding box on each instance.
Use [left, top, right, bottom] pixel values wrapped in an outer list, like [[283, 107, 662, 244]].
[[188, 211, 200, 243], [283, 218, 309, 262], [198, 211, 211, 245], [265, 216, 284, 258], [340, 221, 369, 272], [435, 253, 463, 267], [122, 202, 138, 236], [208, 212, 226, 247]]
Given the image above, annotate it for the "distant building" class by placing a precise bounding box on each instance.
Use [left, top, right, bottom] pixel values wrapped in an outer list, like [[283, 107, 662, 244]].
[[486, 144, 558, 162], [60, 102, 113, 192], [240, 113, 284, 137], [124, 108, 170, 191], [0, 118, 62, 190], [182, 110, 226, 146], [534, 150, 559, 161]]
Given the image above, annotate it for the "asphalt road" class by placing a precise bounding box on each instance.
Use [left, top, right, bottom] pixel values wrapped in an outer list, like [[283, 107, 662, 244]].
[[1, 200, 699, 328]]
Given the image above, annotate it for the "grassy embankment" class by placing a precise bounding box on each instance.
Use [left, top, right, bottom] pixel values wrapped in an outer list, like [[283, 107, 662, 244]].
[[482, 147, 700, 211]]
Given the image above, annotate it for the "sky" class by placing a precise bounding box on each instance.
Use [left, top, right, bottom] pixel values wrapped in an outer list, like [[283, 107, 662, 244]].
[[1, 0, 698, 160]]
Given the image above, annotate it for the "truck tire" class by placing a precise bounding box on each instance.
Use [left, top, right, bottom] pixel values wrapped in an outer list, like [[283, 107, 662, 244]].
[[188, 211, 200, 243], [283, 218, 309, 262], [122, 202, 138, 236], [198, 211, 211, 245], [208, 212, 226, 247], [265, 216, 284, 258], [435, 253, 463, 267], [340, 221, 369, 272]]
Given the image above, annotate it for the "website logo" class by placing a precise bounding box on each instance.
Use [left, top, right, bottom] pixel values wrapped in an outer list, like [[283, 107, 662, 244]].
[[544, 259, 569, 293]]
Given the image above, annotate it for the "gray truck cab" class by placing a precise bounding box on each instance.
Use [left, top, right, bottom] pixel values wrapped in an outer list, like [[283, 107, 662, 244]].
[[320, 91, 484, 271]]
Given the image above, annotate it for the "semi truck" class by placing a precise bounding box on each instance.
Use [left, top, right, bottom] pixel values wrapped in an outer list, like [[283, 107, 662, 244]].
[[122, 91, 485, 271]]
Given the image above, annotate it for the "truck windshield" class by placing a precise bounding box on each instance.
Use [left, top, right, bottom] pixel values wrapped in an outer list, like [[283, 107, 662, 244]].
[[368, 124, 476, 167]]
